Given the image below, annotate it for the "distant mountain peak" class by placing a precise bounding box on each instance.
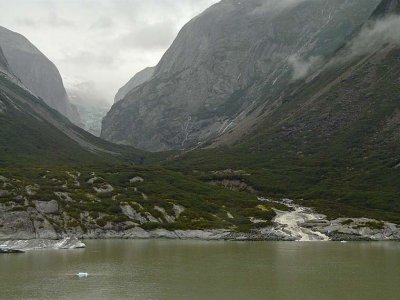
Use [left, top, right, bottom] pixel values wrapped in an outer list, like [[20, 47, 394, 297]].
[[114, 67, 155, 103], [0, 26, 81, 125]]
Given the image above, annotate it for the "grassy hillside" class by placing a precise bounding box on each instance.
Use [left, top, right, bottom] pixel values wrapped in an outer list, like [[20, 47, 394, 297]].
[[0, 165, 277, 232], [166, 46, 400, 223], [0, 73, 147, 166]]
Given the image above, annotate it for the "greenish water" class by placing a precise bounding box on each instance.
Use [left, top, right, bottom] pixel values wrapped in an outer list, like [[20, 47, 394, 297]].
[[1, 240, 399, 300]]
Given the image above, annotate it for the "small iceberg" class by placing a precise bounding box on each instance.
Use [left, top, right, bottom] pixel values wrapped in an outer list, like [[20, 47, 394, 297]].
[[77, 272, 89, 278], [0, 248, 25, 254], [340, 241, 348, 243]]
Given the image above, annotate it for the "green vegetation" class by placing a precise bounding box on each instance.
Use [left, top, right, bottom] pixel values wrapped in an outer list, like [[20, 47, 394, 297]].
[[0, 165, 276, 232], [0, 74, 148, 167], [164, 49, 400, 224], [1, 42, 400, 232]]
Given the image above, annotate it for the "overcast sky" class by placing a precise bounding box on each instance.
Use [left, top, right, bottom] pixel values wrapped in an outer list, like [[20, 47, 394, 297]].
[[0, 0, 218, 104]]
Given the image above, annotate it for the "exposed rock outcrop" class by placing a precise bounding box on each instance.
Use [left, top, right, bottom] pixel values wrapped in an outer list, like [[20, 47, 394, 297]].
[[34, 200, 59, 214], [1, 196, 398, 242], [0, 46, 9, 73], [121, 205, 147, 224], [0, 211, 36, 240]]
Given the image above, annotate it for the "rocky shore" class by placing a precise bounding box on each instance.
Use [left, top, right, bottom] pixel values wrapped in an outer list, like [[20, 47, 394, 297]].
[[1, 221, 399, 254], [70, 218, 400, 242], [1, 196, 399, 250]]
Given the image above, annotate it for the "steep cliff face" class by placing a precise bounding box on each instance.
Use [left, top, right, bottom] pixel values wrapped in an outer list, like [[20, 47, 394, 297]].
[[0, 46, 9, 73], [114, 67, 155, 103], [102, 0, 381, 152], [0, 26, 80, 125], [372, 0, 400, 17]]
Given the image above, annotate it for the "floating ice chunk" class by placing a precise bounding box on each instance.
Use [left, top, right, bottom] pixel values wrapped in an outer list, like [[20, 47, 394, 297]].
[[77, 272, 89, 278]]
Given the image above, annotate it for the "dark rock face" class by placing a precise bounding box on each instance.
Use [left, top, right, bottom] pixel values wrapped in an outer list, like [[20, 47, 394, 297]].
[[372, 0, 400, 17], [102, 0, 381, 151], [114, 67, 155, 103], [0, 46, 9, 73], [0, 26, 80, 125]]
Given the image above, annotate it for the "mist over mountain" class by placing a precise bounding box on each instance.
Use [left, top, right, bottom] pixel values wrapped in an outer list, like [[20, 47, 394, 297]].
[[0, 26, 81, 125], [65, 78, 110, 136]]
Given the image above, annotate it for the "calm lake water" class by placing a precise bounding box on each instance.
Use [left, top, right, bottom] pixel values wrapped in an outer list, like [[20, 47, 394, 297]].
[[1, 240, 399, 300]]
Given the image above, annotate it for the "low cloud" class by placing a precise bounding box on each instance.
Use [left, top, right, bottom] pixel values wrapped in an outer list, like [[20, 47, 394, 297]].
[[115, 20, 177, 50], [61, 51, 117, 68], [288, 54, 323, 80], [289, 15, 400, 79], [90, 17, 114, 30], [65, 78, 109, 107], [16, 12, 75, 28], [345, 16, 400, 60], [0, 0, 220, 103]]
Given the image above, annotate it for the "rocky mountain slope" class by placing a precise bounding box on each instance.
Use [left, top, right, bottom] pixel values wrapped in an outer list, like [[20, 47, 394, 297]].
[[0, 46, 9, 73], [0, 26, 80, 125], [372, 0, 400, 16], [103, 0, 381, 151], [114, 67, 155, 103], [0, 71, 144, 165], [168, 0, 400, 223]]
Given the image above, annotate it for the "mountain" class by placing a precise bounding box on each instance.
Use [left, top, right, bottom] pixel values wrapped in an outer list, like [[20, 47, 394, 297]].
[[168, 0, 400, 223], [1, 0, 400, 240], [0, 65, 277, 237], [0, 71, 145, 165], [114, 67, 155, 103], [102, 0, 381, 152], [0, 26, 81, 125]]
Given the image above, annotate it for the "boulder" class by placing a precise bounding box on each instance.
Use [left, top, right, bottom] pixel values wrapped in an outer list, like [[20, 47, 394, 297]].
[[34, 200, 59, 214], [0, 210, 36, 240], [121, 205, 147, 224]]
